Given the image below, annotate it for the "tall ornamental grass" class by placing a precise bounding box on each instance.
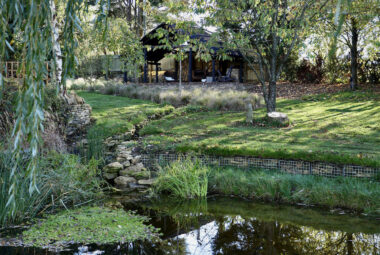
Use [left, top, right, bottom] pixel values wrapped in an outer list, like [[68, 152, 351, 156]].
[[0, 151, 104, 227], [153, 157, 209, 199], [67, 78, 264, 111]]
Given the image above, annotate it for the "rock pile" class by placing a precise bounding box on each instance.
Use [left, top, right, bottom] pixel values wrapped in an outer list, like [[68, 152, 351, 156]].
[[42, 110, 67, 152], [61, 91, 93, 143], [103, 141, 154, 192]]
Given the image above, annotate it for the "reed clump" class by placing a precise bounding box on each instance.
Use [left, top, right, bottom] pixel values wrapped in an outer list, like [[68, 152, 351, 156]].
[[0, 151, 104, 227], [153, 157, 209, 199]]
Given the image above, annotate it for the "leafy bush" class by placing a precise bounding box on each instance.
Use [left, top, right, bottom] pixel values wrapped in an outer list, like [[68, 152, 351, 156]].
[[0, 151, 104, 226], [281, 51, 299, 82], [296, 56, 324, 84], [153, 157, 209, 199]]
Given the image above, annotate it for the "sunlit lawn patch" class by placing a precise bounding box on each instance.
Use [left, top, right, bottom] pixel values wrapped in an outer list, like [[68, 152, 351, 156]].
[[75, 92, 174, 160], [77, 91, 174, 138], [140, 91, 380, 167]]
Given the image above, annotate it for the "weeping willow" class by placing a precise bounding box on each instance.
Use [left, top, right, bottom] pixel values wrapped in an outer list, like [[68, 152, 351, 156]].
[[0, 0, 109, 215]]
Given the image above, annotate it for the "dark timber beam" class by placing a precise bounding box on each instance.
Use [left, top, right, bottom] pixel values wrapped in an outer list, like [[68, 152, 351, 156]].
[[188, 48, 193, 82], [174, 60, 178, 81], [212, 57, 216, 82], [123, 62, 128, 83], [239, 61, 243, 83], [143, 47, 148, 83], [155, 62, 159, 83]]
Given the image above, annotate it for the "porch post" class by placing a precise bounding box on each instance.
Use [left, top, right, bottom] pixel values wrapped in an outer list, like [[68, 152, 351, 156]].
[[143, 47, 148, 83], [124, 71, 128, 83], [174, 60, 178, 81], [188, 48, 193, 82], [239, 60, 243, 83], [212, 57, 216, 82], [155, 62, 159, 83], [123, 62, 128, 83]]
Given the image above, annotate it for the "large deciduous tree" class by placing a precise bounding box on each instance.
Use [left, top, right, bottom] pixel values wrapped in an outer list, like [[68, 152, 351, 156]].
[[332, 0, 379, 90], [207, 0, 330, 112]]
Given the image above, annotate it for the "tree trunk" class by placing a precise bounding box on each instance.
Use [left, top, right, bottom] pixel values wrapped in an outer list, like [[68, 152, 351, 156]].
[[346, 233, 353, 255], [350, 18, 358, 90], [50, 0, 63, 90], [267, 31, 278, 113], [267, 80, 276, 112]]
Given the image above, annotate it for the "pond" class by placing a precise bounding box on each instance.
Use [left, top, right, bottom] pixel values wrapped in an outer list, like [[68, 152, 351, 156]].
[[1, 196, 379, 254]]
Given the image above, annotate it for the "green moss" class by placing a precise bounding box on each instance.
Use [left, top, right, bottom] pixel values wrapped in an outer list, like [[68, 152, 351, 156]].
[[22, 206, 159, 248]]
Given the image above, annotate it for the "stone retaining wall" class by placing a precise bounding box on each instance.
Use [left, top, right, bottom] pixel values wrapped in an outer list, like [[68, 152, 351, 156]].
[[141, 154, 379, 179], [102, 141, 153, 191], [61, 91, 93, 145]]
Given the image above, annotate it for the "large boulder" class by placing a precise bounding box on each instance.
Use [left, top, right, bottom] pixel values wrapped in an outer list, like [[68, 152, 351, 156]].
[[138, 179, 154, 186], [126, 163, 145, 172], [114, 176, 136, 187], [122, 160, 131, 167], [103, 162, 124, 173], [128, 171, 150, 180], [103, 172, 118, 180], [267, 112, 289, 125]]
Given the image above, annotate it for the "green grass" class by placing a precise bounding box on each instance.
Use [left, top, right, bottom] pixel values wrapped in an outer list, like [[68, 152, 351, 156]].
[[209, 167, 380, 215], [149, 157, 380, 214], [153, 157, 209, 199], [140, 91, 380, 167], [22, 206, 158, 248], [76, 92, 173, 160], [77, 91, 174, 138]]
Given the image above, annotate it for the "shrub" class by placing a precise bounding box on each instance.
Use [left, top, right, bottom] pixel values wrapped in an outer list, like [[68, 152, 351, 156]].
[[296, 56, 324, 84], [153, 157, 209, 199]]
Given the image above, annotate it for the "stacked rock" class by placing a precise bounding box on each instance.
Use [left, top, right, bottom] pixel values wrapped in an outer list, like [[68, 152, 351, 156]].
[[102, 141, 154, 191]]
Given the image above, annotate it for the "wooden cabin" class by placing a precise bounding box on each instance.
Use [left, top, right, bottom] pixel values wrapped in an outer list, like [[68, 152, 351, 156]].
[[140, 23, 261, 83]]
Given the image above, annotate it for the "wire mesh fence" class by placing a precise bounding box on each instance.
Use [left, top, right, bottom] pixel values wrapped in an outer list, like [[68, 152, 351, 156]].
[[141, 153, 379, 179]]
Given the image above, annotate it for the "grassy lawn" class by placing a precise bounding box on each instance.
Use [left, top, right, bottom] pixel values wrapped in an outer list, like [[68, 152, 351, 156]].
[[77, 91, 174, 138], [140, 91, 380, 167]]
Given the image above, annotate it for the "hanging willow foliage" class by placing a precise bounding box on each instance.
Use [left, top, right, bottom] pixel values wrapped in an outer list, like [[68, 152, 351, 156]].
[[0, 0, 109, 215]]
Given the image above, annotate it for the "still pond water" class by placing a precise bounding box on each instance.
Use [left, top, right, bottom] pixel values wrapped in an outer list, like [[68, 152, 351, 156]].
[[1, 196, 379, 255]]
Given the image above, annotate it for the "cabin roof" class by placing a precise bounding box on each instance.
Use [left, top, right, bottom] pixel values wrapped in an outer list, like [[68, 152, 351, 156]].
[[141, 23, 241, 62]]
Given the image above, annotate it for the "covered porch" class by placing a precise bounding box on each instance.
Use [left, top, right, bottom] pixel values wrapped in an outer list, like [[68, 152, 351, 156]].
[[140, 23, 244, 84]]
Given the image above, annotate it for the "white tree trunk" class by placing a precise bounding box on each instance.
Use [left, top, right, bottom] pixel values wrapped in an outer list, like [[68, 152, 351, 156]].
[[50, 0, 63, 89]]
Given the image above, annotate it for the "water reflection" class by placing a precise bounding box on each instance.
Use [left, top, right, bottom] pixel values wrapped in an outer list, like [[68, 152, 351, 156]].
[[0, 196, 379, 254], [136, 197, 380, 255]]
